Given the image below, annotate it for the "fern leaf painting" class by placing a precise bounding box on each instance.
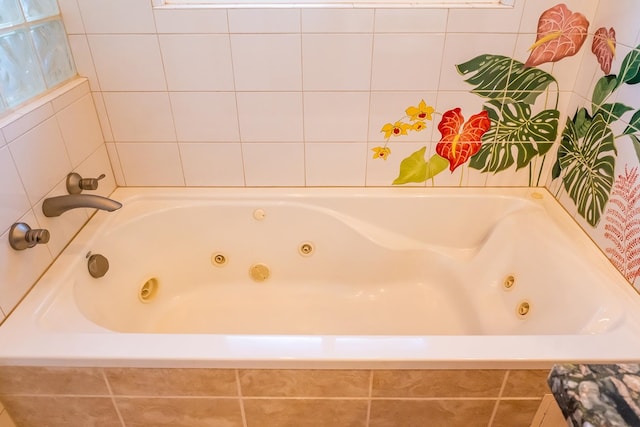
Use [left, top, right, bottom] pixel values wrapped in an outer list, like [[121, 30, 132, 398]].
[[604, 166, 640, 283]]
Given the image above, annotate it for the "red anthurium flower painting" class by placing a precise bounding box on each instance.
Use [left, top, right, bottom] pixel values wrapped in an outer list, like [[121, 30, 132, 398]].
[[525, 4, 589, 68], [592, 27, 616, 74], [435, 108, 491, 172]]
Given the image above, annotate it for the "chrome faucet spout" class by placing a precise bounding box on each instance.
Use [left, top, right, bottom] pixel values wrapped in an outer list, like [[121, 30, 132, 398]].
[[42, 194, 122, 217]]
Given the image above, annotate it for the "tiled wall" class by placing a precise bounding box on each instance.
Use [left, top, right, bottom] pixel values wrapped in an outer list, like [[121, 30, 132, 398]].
[[59, 0, 599, 187], [0, 367, 551, 427], [0, 0, 639, 424], [545, 0, 640, 291], [0, 80, 117, 323]]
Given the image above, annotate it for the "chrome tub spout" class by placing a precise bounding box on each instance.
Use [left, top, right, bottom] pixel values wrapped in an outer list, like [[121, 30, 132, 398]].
[[42, 194, 122, 217]]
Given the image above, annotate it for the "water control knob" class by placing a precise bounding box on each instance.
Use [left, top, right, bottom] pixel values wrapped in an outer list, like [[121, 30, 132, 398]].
[[9, 223, 50, 250], [66, 172, 106, 194]]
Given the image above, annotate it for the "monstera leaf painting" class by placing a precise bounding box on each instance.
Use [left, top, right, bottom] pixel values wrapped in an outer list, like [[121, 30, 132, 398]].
[[525, 4, 589, 67], [456, 55, 556, 104], [558, 115, 617, 227], [592, 27, 616, 74]]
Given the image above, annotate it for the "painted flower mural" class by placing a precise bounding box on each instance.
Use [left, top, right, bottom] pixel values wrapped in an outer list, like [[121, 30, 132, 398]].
[[552, 33, 640, 227], [435, 109, 490, 172], [376, 104, 490, 185], [592, 27, 616, 74], [374, 2, 640, 285], [525, 3, 589, 67], [604, 166, 640, 284]]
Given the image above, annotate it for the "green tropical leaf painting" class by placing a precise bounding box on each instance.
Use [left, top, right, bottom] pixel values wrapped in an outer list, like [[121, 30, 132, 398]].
[[482, 101, 559, 142], [469, 142, 539, 173], [592, 75, 618, 107], [573, 107, 593, 139], [392, 149, 449, 185], [456, 55, 557, 105], [624, 110, 640, 135], [558, 115, 617, 227], [615, 46, 640, 88], [631, 134, 640, 164], [594, 103, 634, 124]]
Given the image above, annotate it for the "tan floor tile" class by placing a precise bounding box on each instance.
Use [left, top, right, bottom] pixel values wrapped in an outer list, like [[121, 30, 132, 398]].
[[239, 369, 370, 397], [491, 399, 542, 427], [369, 399, 496, 427], [372, 370, 506, 398], [116, 397, 243, 427], [0, 408, 16, 427], [1, 396, 121, 427], [105, 368, 237, 396], [502, 370, 551, 397], [243, 398, 367, 427], [0, 367, 109, 395]]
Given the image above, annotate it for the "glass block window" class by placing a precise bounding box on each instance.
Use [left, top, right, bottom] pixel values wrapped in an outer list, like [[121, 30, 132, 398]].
[[0, 0, 75, 115]]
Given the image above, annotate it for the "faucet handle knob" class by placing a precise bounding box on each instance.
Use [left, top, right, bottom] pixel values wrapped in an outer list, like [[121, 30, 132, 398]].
[[67, 172, 106, 194], [9, 223, 50, 250]]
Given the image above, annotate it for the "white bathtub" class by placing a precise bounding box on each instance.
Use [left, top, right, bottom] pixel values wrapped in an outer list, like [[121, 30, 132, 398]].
[[1, 187, 640, 369]]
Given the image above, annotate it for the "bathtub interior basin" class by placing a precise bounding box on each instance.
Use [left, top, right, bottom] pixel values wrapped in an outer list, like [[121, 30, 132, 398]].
[[2, 187, 640, 368]]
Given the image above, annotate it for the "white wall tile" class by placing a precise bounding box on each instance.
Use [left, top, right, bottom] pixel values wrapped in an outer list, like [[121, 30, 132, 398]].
[[304, 92, 370, 142], [371, 34, 445, 91], [438, 33, 518, 91], [103, 92, 176, 142], [447, 1, 525, 33], [180, 143, 245, 186], [236, 92, 303, 142], [228, 9, 300, 33], [9, 117, 72, 204], [91, 92, 113, 142], [33, 179, 89, 258], [302, 34, 373, 91], [56, 94, 104, 167], [170, 92, 240, 142], [374, 9, 447, 33], [68, 35, 100, 91], [231, 35, 302, 91], [242, 143, 304, 186], [106, 143, 125, 186], [153, 8, 228, 33], [0, 210, 53, 315], [58, 0, 85, 34], [433, 91, 489, 125], [51, 80, 90, 112], [117, 143, 185, 186], [160, 35, 234, 92], [0, 131, 5, 147], [2, 103, 54, 143], [305, 142, 367, 186], [302, 9, 373, 33], [0, 147, 30, 236], [88, 35, 167, 92], [77, 0, 156, 34]]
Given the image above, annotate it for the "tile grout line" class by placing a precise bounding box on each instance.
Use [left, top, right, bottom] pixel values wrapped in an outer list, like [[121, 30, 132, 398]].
[[487, 370, 510, 427], [365, 370, 373, 427], [0, 393, 542, 401], [235, 369, 248, 427], [101, 369, 126, 427]]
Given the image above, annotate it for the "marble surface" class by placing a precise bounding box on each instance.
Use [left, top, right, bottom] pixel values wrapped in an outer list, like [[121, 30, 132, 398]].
[[548, 364, 640, 427]]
